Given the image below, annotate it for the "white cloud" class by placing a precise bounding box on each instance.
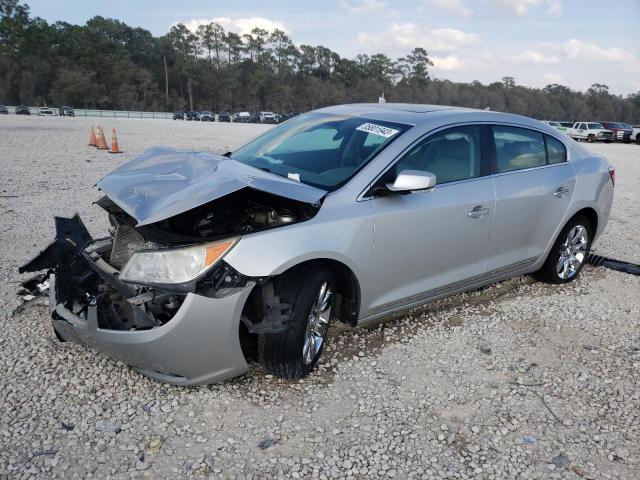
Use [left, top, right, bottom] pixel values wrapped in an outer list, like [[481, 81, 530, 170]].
[[342, 0, 388, 14], [431, 55, 465, 71], [357, 23, 478, 53], [557, 39, 635, 63], [180, 17, 289, 36], [546, 0, 562, 16], [543, 73, 564, 84], [425, 0, 473, 18], [489, 0, 562, 16], [507, 50, 560, 64]]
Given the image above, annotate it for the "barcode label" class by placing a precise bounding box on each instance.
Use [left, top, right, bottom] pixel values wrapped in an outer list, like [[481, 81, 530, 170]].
[[356, 123, 399, 138]]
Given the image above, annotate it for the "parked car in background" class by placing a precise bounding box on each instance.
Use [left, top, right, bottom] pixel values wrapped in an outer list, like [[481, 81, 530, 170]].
[[542, 121, 569, 133], [631, 125, 640, 145], [38, 106, 54, 116], [173, 111, 185, 120], [566, 122, 614, 143], [59, 106, 74, 117], [558, 121, 574, 128], [15, 105, 30, 115], [217, 111, 231, 122], [20, 104, 614, 385], [597, 122, 632, 142], [280, 112, 300, 122], [255, 111, 277, 124], [0, 105, 8, 114], [232, 111, 251, 123], [186, 111, 200, 121], [199, 111, 215, 122]]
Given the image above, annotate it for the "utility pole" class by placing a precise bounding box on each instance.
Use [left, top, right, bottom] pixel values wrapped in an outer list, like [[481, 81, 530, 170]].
[[163, 55, 169, 107]]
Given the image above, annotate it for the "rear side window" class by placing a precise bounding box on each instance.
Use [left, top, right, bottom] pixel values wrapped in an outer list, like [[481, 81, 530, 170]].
[[545, 135, 566, 164], [493, 126, 546, 173]]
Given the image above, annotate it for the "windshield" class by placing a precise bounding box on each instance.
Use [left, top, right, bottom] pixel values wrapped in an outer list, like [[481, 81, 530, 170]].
[[588, 123, 604, 129], [231, 112, 410, 191]]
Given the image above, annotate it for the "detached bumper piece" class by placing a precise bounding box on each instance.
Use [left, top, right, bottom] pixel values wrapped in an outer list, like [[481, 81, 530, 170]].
[[20, 215, 251, 385]]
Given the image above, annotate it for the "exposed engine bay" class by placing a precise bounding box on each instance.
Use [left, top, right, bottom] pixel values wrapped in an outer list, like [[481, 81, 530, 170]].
[[98, 188, 318, 250], [20, 188, 319, 332]]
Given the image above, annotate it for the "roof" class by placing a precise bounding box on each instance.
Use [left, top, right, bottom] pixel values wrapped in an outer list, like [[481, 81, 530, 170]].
[[316, 102, 555, 133]]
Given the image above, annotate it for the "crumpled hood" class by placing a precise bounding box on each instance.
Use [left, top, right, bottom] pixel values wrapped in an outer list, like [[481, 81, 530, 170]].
[[97, 147, 327, 226]]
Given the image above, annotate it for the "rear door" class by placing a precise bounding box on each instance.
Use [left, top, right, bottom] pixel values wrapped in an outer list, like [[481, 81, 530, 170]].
[[485, 126, 575, 272]]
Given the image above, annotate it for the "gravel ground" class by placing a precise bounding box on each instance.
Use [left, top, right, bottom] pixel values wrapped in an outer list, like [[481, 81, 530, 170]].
[[1, 116, 639, 479]]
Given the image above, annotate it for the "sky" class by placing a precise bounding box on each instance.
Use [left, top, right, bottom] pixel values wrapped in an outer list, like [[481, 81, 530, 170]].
[[26, 0, 640, 95]]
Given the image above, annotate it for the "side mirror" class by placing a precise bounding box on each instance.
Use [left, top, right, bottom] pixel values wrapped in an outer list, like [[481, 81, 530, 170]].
[[385, 169, 436, 193]]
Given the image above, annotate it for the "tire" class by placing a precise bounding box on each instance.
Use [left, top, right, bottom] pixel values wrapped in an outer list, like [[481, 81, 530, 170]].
[[258, 266, 335, 379], [587, 134, 595, 143], [636, 135, 640, 145], [536, 215, 592, 284]]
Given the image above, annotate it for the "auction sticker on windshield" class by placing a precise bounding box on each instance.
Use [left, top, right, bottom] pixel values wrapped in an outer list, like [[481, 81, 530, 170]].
[[356, 123, 399, 138]]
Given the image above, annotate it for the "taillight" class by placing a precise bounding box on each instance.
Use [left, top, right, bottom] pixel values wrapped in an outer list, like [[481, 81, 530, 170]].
[[608, 167, 615, 187]]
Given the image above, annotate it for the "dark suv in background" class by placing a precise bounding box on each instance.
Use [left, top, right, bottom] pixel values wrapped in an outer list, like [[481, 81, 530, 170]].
[[59, 106, 74, 116], [217, 111, 231, 122], [0, 105, 8, 114], [15, 105, 30, 115], [598, 122, 632, 142]]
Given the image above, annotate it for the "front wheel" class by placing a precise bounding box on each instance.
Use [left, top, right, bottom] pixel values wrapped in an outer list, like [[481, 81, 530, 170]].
[[636, 135, 640, 145], [536, 216, 592, 284], [258, 267, 334, 379], [587, 134, 596, 143]]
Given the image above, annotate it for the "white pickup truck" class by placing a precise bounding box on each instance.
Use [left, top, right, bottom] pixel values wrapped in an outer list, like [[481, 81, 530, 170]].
[[566, 122, 614, 143], [631, 125, 640, 145]]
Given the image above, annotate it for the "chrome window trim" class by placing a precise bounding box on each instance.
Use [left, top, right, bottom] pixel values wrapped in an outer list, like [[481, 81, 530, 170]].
[[358, 120, 571, 201]]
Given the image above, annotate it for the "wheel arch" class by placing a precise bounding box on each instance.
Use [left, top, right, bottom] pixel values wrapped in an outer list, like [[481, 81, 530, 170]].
[[571, 207, 598, 236], [241, 257, 361, 330]]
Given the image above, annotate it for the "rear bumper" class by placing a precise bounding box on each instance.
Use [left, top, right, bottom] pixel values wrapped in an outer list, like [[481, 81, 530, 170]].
[[50, 272, 252, 386]]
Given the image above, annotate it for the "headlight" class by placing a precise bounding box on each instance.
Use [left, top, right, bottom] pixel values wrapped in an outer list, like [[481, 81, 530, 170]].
[[119, 238, 238, 285]]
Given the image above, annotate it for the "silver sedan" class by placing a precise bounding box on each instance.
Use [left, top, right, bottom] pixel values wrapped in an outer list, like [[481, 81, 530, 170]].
[[21, 104, 614, 385]]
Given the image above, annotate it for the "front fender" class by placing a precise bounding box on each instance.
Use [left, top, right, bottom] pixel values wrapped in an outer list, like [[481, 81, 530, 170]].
[[223, 199, 373, 291]]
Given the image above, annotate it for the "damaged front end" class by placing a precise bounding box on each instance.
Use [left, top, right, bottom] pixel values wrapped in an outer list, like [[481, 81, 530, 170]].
[[19, 147, 326, 385]]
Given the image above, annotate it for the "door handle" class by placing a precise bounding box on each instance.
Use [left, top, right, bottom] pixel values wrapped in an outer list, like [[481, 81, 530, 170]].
[[553, 187, 571, 198], [468, 206, 490, 219]]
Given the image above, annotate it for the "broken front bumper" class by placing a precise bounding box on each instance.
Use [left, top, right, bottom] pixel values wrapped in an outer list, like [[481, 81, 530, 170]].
[[50, 273, 252, 385], [24, 216, 252, 386]]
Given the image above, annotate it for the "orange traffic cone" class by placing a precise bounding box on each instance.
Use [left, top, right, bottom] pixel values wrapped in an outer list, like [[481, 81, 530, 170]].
[[96, 126, 109, 150], [108, 129, 122, 154], [88, 126, 97, 146]]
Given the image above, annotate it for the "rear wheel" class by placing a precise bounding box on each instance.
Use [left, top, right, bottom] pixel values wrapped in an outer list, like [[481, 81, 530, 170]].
[[536, 215, 592, 284], [258, 266, 334, 379], [636, 135, 640, 145]]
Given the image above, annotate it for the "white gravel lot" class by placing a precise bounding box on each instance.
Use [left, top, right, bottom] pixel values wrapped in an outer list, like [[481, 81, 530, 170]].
[[1, 116, 639, 479]]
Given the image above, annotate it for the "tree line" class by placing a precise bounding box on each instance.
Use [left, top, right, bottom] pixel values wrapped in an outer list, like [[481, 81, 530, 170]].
[[1, 0, 638, 122]]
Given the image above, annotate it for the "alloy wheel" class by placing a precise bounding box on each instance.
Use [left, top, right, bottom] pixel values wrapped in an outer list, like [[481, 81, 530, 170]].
[[556, 224, 588, 280], [302, 282, 332, 365]]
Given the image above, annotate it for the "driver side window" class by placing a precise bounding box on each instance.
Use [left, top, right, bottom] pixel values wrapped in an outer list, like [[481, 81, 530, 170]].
[[394, 125, 482, 185]]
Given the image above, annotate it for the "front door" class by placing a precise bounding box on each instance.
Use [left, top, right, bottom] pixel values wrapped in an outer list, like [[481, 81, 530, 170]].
[[364, 125, 495, 316]]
